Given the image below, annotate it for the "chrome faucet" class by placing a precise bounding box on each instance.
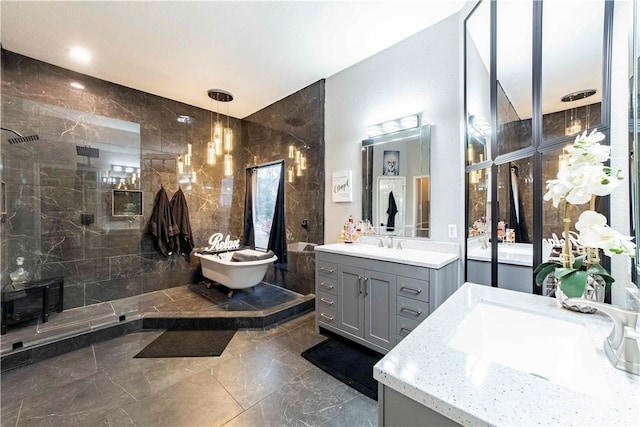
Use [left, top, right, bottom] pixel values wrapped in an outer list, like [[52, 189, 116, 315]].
[[385, 235, 394, 249], [566, 299, 640, 376]]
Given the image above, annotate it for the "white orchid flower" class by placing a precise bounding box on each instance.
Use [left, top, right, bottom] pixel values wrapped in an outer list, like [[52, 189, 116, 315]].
[[543, 179, 571, 208], [547, 163, 621, 206], [566, 129, 610, 165], [576, 210, 636, 257]]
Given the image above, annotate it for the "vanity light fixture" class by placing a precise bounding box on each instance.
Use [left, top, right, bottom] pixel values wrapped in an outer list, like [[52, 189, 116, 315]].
[[468, 115, 491, 138], [366, 114, 420, 138], [561, 89, 596, 136]]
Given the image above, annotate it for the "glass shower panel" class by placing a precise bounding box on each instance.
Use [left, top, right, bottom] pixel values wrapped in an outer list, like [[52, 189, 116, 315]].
[[467, 167, 491, 285], [466, 0, 492, 165], [496, 160, 533, 244], [541, 0, 604, 143], [496, 0, 533, 155]]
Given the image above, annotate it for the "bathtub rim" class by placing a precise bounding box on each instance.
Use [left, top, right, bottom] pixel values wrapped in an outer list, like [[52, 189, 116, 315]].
[[195, 251, 278, 266]]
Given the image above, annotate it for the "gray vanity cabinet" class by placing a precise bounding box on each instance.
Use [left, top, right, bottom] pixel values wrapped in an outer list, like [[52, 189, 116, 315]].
[[336, 265, 396, 351], [316, 245, 459, 354]]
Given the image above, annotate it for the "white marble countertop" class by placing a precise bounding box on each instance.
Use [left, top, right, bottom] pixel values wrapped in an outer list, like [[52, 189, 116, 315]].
[[374, 282, 640, 426], [314, 242, 459, 269]]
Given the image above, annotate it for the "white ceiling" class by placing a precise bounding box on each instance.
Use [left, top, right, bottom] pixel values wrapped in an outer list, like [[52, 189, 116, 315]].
[[0, 1, 466, 119]]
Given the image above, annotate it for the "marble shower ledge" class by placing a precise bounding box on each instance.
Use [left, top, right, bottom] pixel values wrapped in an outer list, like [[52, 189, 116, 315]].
[[314, 243, 459, 269], [374, 282, 640, 426]]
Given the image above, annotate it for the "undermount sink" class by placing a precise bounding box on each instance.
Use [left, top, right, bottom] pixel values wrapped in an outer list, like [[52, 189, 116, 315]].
[[448, 300, 611, 400]]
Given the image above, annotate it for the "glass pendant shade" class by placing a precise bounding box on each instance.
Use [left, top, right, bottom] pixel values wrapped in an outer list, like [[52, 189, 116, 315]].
[[191, 171, 197, 183], [224, 154, 233, 177], [288, 145, 295, 158], [224, 127, 233, 152], [207, 141, 216, 164], [296, 163, 302, 177], [214, 122, 223, 155], [287, 166, 294, 183], [300, 155, 307, 170], [177, 155, 184, 174]]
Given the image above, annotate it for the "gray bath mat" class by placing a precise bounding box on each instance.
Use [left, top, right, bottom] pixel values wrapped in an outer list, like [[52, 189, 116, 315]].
[[134, 329, 236, 358]]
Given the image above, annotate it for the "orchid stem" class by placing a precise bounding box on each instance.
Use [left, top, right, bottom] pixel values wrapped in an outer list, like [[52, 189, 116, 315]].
[[563, 200, 571, 268]]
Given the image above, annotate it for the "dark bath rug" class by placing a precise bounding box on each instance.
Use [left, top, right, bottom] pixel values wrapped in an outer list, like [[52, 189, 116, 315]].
[[134, 329, 236, 358], [301, 336, 383, 400]]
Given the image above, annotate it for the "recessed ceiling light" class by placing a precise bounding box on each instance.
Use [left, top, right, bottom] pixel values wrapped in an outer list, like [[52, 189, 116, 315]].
[[70, 82, 85, 90], [69, 46, 91, 63]]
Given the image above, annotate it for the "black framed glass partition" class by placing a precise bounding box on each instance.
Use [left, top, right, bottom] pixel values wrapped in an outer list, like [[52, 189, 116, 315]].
[[464, 0, 614, 295]]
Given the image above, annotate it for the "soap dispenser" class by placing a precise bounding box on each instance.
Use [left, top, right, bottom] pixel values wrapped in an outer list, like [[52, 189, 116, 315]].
[[10, 257, 30, 283]]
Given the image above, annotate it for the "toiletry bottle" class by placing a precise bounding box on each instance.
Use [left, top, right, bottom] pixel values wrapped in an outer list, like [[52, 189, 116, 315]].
[[10, 257, 30, 283]]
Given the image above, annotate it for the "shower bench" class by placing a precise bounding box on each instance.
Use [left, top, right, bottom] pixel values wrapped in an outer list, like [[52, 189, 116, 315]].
[[1, 276, 64, 335]]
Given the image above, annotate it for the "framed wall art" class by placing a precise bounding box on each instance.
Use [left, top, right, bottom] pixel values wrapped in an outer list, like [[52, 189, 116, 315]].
[[112, 190, 143, 216], [332, 171, 352, 202], [383, 150, 400, 176]]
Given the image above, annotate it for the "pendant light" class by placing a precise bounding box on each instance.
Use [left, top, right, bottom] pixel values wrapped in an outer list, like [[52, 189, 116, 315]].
[[561, 89, 596, 136], [207, 89, 234, 177], [207, 101, 216, 165]]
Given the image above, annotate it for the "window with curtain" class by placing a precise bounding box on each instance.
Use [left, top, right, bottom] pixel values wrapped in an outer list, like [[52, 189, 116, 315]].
[[253, 163, 282, 249]]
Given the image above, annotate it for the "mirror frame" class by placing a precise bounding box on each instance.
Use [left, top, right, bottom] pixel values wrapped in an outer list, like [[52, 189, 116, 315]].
[[361, 124, 431, 238]]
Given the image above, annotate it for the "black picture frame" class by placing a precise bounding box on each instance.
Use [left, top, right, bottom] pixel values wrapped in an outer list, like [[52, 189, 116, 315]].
[[112, 190, 143, 216], [382, 150, 400, 176]]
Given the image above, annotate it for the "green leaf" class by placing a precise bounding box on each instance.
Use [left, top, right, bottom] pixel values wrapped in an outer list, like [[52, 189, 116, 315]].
[[559, 270, 589, 298], [554, 267, 578, 279], [534, 262, 560, 285], [572, 255, 584, 270]]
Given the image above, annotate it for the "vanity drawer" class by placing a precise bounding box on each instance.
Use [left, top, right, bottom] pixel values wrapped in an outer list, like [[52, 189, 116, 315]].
[[396, 276, 429, 303], [317, 294, 337, 326], [317, 277, 337, 295], [396, 295, 429, 322], [396, 316, 422, 342], [318, 260, 338, 279], [317, 290, 337, 310]]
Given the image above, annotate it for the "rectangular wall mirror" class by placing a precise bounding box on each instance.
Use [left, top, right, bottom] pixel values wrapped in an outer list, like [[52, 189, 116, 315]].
[[361, 124, 431, 238]]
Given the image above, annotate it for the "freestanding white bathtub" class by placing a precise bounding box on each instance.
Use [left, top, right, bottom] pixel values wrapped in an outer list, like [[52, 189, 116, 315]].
[[195, 249, 277, 297]]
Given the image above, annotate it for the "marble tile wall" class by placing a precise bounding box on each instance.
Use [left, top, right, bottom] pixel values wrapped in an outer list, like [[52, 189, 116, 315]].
[[242, 81, 325, 295], [1, 49, 325, 307]]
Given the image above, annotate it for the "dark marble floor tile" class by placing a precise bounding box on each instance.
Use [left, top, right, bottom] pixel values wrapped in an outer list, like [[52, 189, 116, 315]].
[[276, 311, 316, 331], [15, 370, 138, 426], [320, 395, 378, 427], [102, 370, 243, 427], [209, 336, 315, 409], [109, 291, 172, 316], [223, 367, 362, 427], [162, 284, 201, 302], [1, 345, 98, 407], [240, 285, 297, 310], [1, 397, 22, 427], [93, 330, 164, 369], [269, 317, 327, 355], [152, 294, 218, 313]]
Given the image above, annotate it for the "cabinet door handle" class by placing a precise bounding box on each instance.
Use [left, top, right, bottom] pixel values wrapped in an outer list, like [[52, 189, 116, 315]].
[[400, 307, 422, 317], [364, 277, 369, 296], [400, 286, 422, 294], [399, 327, 413, 336], [320, 297, 334, 306], [320, 313, 335, 321], [320, 282, 334, 290], [358, 276, 363, 294], [320, 267, 334, 274]]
